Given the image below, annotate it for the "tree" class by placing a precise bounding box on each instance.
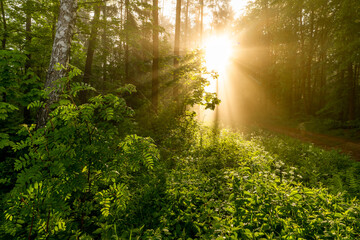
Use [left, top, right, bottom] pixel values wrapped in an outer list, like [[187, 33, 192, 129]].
[[238, 0, 360, 121], [0, 0, 7, 49], [173, 0, 182, 99], [125, 0, 130, 84], [200, 0, 203, 44], [80, 2, 101, 103], [37, 0, 77, 128], [152, 0, 159, 113], [24, 0, 32, 70], [184, 0, 190, 50], [101, 2, 107, 87]]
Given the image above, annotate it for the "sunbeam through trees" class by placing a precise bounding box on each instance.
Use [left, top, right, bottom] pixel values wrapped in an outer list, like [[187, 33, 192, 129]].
[[0, 0, 360, 239]]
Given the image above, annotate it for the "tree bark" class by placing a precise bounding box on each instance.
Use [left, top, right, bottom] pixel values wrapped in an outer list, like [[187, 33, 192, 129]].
[[80, 3, 101, 103], [305, 10, 315, 115], [0, 0, 7, 49], [152, 0, 159, 113], [24, 0, 32, 123], [184, 0, 189, 50], [25, 0, 32, 70], [348, 63, 356, 120], [102, 3, 107, 88], [200, 0, 203, 45], [340, 69, 346, 122], [37, 0, 77, 128], [125, 0, 130, 83], [173, 0, 181, 99]]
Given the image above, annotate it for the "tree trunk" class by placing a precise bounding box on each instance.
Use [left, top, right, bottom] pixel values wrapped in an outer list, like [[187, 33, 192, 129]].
[[102, 3, 107, 88], [262, 0, 271, 111], [125, 0, 130, 83], [200, 0, 203, 45], [152, 0, 159, 113], [356, 64, 360, 119], [348, 63, 356, 120], [0, 0, 7, 49], [25, 3, 32, 70], [173, 0, 181, 99], [37, 0, 77, 128], [299, 8, 306, 113], [24, 0, 32, 123], [184, 0, 189, 50], [0, 0, 6, 103], [340, 69, 346, 122], [318, 51, 326, 110], [80, 3, 101, 103], [305, 10, 315, 115]]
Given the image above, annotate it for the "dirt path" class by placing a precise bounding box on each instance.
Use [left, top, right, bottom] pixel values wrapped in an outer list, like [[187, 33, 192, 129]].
[[260, 124, 360, 161]]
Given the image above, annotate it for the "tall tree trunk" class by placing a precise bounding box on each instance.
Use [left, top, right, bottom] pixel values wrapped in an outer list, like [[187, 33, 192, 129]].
[[348, 63, 356, 120], [102, 3, 107, 88], [0, 0, 7, 49], [152, 0, 159, 113], [125, 0, 130, 83], [305, 10, 315, 115], [80, 3, 101, 103], [299, 8, 306, 112], [118, 0, 124, 84], [262, 0, 271, 111], [184, 0, 189, 50], [340, 69, 346, 122], [200, 0, 203, 45], [0, 0, 6, 103], [318, 50, 326, 110], [25, 3, 32, 70], [24, 0, 32, 123], [173, 0, 181, 99], [37, 0, 77, 128], [356, 64, 360, 119]]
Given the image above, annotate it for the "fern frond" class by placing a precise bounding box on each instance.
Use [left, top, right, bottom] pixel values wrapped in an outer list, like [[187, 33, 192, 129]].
[[70, 82, 96, 97]]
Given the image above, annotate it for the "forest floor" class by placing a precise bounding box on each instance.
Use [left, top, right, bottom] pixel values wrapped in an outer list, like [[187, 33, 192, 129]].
[[259, 123, 360, 161]]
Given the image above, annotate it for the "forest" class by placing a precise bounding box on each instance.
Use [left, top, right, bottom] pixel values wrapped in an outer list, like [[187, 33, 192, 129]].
[[0, 0, 360, 239]]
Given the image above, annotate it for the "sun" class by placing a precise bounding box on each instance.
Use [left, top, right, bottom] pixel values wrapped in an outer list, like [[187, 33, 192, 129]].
[[204, 35, 233, 72]]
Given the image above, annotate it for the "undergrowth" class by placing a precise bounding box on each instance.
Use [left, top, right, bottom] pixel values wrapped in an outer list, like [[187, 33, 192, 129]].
[[1, 69, 360, 238], [141, 129, 360, 239], [249, 130, 360, 198]]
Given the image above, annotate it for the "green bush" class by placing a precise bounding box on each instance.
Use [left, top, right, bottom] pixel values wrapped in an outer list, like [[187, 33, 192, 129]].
[[2, 72, 160, 239]]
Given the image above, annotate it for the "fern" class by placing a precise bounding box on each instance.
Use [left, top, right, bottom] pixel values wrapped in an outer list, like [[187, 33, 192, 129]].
[[119, 134, 159, 171], [0, 133, 13, 149], [116, 84, 137, 95], [27, 100, 45, 110], [70, 82, 96, 97], [97, 183, 129, 218], [0, 102, 18, 120]]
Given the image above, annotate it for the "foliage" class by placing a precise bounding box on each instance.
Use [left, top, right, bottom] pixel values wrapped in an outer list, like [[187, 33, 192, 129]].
[[1, 72, 159, 239], [0, 49, 42, 217], [179, 50, 221, 111], [250, 130, 360, 198], [1, 0, 360, 239], [136, 129, 360, 239], [2, 103, 360, 239]]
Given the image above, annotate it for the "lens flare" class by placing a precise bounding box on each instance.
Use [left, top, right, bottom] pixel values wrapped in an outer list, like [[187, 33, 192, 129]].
[[204, 35, 233, 72]]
